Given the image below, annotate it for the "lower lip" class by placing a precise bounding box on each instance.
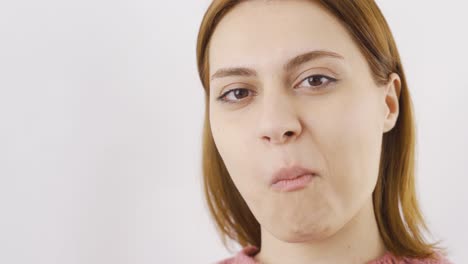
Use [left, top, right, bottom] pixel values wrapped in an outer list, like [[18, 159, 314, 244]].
[[271, 174, 315, 192]]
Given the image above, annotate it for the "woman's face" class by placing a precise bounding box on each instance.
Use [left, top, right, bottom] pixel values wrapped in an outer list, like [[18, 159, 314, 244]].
[[208, 0, 399, 242]]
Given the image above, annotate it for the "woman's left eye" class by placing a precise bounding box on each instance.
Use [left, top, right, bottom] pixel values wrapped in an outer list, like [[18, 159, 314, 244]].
[[296, 74, 337, 90]]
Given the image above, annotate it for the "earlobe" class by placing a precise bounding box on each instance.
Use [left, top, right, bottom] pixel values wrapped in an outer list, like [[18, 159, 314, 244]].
[[383, 73, 401, 133]]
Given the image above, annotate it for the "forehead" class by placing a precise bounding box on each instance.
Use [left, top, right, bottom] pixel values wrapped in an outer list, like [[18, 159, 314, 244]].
[[209, 0, 358, 74]]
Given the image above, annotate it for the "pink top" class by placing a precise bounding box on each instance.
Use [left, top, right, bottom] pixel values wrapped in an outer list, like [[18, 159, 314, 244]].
[[216, 246, 453, 264]]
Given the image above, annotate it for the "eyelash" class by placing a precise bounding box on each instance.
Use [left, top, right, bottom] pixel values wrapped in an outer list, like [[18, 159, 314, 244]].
[[216, 74, 338, 104]]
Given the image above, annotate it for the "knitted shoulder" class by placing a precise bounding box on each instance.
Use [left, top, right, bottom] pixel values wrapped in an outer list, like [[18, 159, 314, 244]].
[[371, 251, 453, 264], [214, 246, 259, 264]]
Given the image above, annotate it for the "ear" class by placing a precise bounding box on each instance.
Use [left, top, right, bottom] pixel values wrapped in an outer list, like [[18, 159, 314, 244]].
[[383, 73, 401, 133]]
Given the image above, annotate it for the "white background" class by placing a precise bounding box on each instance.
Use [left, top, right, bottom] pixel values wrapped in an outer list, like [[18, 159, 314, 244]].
[[0, 0, 466, 263]]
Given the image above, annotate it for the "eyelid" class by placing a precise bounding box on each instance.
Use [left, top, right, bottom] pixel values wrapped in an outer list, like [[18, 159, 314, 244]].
[[294, 74, 337, 89], [292, 67, 339, 85], [216, 87, 255, 104], [215, 69, 339, 104], [217, 82, 251, 96], [216, 81, 254, 100]]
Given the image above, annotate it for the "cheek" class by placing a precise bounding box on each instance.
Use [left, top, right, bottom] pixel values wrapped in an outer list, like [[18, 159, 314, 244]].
[[211, 117, 251, 163], [314, 90, 383, 203], [210, 111, 269, 216], [210, 111, 257, 189]]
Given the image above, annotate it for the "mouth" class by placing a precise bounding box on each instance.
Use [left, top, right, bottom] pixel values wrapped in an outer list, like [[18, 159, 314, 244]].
[[270, 165, 318, 192]]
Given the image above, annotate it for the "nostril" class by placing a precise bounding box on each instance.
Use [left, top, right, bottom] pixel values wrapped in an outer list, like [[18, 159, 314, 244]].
[[284, 131, 294, 137]]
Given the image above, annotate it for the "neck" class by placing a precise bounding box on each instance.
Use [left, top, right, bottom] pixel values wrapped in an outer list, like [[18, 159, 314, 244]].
[[254, 198, 387, 264]]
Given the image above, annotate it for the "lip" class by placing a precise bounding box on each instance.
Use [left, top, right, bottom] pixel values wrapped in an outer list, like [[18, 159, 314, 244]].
[[270, 165, 318, 192]]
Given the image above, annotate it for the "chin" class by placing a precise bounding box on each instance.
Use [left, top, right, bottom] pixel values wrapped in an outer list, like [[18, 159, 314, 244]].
[[272, 222, 336, 243]]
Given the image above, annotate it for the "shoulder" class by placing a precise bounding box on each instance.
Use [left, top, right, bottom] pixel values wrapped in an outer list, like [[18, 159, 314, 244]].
[[369, 251, 453, 264], [214, 246, 260, 264], [215, 248, 453, 264]]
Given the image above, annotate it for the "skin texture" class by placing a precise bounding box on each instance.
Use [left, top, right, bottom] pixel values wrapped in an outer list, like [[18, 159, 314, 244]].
[[208, 1, 401, 263]]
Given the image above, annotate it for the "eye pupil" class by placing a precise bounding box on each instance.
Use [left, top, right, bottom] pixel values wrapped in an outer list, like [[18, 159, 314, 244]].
[[308, 75, 324, 86]]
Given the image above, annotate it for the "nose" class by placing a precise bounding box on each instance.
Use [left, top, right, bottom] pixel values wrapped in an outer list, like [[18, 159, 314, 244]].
[[257, 92, 303, 145]]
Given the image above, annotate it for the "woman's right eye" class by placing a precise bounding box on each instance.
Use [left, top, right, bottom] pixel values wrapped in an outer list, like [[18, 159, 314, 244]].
[[217, 88, 252, 104]]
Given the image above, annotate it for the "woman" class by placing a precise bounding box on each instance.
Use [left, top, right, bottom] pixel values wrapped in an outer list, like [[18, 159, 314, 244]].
[[196, 0, 452, 263]]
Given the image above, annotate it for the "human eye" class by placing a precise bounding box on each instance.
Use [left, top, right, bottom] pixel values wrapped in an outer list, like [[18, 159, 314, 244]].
[[216, 87, 254, 104], [295, 74, 338, 90]]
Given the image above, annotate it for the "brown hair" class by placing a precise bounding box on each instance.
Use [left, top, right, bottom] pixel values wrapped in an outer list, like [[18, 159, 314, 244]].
[[196, 0, 443, 259]]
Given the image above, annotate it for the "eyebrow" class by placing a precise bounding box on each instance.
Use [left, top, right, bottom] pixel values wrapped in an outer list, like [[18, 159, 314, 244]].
[[210, 50, 344, 81]]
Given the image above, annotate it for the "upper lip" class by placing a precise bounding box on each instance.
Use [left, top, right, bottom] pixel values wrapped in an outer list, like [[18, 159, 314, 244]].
[[270, 165, 318, 185]]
